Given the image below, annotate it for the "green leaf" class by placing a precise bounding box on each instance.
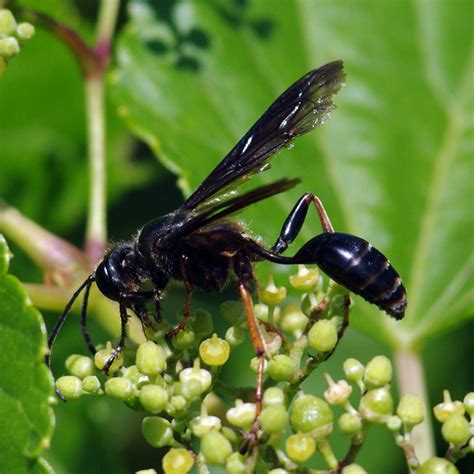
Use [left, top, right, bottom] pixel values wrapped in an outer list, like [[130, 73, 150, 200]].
[[0, 235, 55, 473], [111, 0, 473, 348]]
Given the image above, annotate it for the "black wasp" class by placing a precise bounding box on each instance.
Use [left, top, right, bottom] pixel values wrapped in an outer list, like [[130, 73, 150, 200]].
[[47, 61, 407, 412]]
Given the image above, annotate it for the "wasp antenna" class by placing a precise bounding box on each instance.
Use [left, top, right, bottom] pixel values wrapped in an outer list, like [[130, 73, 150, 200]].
[[45, 274, 96, 401]]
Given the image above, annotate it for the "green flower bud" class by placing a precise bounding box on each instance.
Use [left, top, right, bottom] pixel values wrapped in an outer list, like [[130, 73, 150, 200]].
[[418, 457, 459, 474], [343, 358, 365, 384], [190, 414, 221, 438], [433, 390, 465, 422], [172, 328, 196, 349], [359, 387, 393, 423], [285, 433, 316, 462], [396, 394, 425, 426], [280, 304, 308, 337], [162, 447, 194, 474], [308, 319, 338, 352], [338, 412, 362, 436], [104, 377, 134, 401], [142, 417, 174, 448], [136, 341, 167, 375], [200, 431, 232, 464], [139, 384, 169, 413], [268, 354, 294, 382], [225, 452, 246, 474], [254, 303, 269, 323], [220, 300, 245, 324], [65, 354, 95, 378], [121, 365, 150, 388], [341, 464, 367, 474], [324, 374, 352, 405], [192, 308, 214, 337], [199, 334, 230, 366], [179, 359, 212, 392], [225, 326, 245, 348], [16, 22, 35, 40], [167, 395, 187, 416], [94, 343, 123, 373], [56, 375, 82, 400], [250, 356, 268, 374], [181, 378, 203, 401], [226, 400, 257, 429], [464, 392, 474, 416], [441, 414, 471, 446], [260, 405, 289, 434], [289, 265, 319, 291], [386, 415, 402, 432], [0, 37, 19, 58], [263, 387, 285, 407], [0, 9, 17, 35], [258, 274, 287, 306], [82, 375, 101, 394], [364, 355, 392, 389], [290, 394, 333, 435]]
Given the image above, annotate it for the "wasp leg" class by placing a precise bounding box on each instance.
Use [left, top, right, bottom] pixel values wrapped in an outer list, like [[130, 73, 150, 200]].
[[272, 193, 334, 255], [103, 298, 129, 374], [80, 279, 96, 355]]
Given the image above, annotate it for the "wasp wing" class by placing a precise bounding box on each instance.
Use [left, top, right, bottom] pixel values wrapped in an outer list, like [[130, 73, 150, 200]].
[[181, 60, 345, 211]]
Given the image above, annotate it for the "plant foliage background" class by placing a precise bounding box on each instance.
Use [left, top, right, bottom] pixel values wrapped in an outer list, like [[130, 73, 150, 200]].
[[0, 0, 472, 473]]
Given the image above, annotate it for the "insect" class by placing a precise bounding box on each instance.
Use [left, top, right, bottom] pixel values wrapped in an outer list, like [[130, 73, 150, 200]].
[[46, 61, 406, 423]]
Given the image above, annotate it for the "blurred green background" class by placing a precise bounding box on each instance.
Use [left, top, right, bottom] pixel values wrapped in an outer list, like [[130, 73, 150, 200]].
[[0, 0, 472, 472]]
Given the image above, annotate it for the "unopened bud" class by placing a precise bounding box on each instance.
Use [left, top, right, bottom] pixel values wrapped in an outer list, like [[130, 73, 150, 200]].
[[396, 394, 425, 426], [364, 355, 392, 389]]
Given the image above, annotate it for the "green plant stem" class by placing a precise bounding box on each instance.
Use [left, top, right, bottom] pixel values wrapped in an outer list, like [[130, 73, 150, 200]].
[[394, 347, 435, 463]]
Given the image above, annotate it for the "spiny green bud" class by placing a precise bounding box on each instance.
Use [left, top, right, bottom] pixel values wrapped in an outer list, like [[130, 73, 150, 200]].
[[104, 377, 134, 401], [433, 390, 465, 422], [341, 464, 367, 474], [359, 387, 393, 423], [142, 417, 174, 448], [0, 36, 20, 58], [225, 452, 246, 474], [418, 457, 459, 474], [199, 334, 230, 366], [65, 354, 95, 378], [250, 356, 268, 374], [56, 375, 82, 400], [258, 274, 287, 306], [441, 414, 471, 446], [464, 392, 474, 416], [280, 304, 308, 337], [225, 326, 245, 348], [136, 341, 167, 375], [226, 400, 257, 429], [94, 343, 123, 373], [290, 394, 333, 435], [190, 414, 221, 438], [162, 448, 194, 474], [268, 354, 294, 382], [220, 300, 245, 324], [289, 265, 319, 291], [363, 355, 392, 389], [192, 308, 214, 337], [139, 384, 169, 413], [324, 374, 352, 405], [396, 394, 425, 426], [179, 359, 212, 392], [200, 431, 232, 464], [343, 358, 365, 384], [263, 387, 285, 407], [260, 405, 289, 434], [254, 303, 269, 322], [172, 328, 196, 349], [308, 319, 338, 352], [16, 22, 35, 40], [285, 433, 316, 462], [386, 415, 402, 432], [0, 9, 17, 35], [82, 375, 101, 394], [338, 412, 362, 436]]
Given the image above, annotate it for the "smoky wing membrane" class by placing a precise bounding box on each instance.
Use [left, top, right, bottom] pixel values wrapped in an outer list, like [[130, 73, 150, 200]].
[[182, 60, 345, 210]]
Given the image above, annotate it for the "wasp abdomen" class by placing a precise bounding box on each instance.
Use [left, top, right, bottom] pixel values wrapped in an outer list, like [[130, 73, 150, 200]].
[[294, 232, 407, 319]]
